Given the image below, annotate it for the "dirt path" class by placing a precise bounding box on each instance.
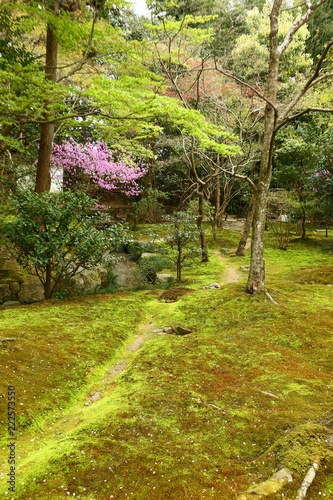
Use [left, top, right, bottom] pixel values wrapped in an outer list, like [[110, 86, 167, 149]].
[[211, 249, 241, 285], [86, 333, 149, 405], [83, 248, 244, 408]]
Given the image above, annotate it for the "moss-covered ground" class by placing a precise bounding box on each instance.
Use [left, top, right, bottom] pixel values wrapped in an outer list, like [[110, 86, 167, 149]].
[[0, 225, 332, 499]]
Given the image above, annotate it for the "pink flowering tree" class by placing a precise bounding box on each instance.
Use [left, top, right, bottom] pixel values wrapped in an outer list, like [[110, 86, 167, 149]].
[[51, 140, 147, 197]]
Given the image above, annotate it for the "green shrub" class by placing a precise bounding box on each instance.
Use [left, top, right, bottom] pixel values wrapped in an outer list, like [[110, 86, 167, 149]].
[[134, 188, 166, 223], [127, 241, 154, 261], [1, 190, 124, 298]]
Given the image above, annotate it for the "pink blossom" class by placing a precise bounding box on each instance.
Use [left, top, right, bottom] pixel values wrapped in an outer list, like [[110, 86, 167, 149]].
[[51, 140, 147, 196]]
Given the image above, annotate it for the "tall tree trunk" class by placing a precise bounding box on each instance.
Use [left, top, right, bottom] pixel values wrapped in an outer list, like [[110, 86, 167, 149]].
[[198, 186, 208, 262], [36, 2, 58, 194], [236, 189, 256, 256], [190, 137, 208, 261], [217, 173, 233, 227], [212, 157, 221, 241], [245, 0, 281, 294], [301, 207, 306, 239], [177, 242, 182, 282]]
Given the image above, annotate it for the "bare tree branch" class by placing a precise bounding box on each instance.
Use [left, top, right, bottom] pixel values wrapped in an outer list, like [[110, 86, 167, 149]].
[[278, 0, 327, 57], [276, 107, 333, 130], [214, 61, 278, 110], [278, 39, 333, 123], [57, 9, 97, 83], [309, 72, 333, 88]]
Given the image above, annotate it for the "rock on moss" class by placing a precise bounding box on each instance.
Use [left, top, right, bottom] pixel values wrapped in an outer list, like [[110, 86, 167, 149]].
[[70, 269, 102, 293], [18, 282, 45, 303], [9, 282, 20, 294], [0, 284, 11, 303]]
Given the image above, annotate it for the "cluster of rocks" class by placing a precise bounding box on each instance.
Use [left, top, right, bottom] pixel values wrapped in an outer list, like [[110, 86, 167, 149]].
[[70, 268, 105, 293], [0, 281, 44, 307], [0, 268, 106, 308]]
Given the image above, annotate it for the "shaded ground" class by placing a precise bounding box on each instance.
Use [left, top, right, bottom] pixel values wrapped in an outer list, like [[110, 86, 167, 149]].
[[0, 227, 333, 499]]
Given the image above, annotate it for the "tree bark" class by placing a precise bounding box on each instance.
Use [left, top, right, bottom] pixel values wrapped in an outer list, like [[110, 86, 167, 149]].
[[246, 0, 281, 294], [236, 189, 256, 256], [301, 207, 306, 239], [177, 243, 182, 281], [198, 186, 208, 262], [35, 2, 58, 194], [212, 158, 221, 241], [217, 173, 233, 227], [45, 261, 53, 299]]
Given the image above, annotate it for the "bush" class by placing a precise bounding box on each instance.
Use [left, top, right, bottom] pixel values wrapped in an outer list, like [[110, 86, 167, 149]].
[[134, 188, 166, 223], [1, 190, 124, 298], [139, 261, 157, 284], [137, 255, 171, 285], [127, 241, 155, 261]]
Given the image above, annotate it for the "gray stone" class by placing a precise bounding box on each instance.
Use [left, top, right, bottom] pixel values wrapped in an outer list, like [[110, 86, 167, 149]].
[[70, 269, 101, 293], [97, 267, 109, 288], [71, 273, 85, 290], [9, 282, 20, 294], [0, 284, 11, 302], [173, 325, 192, 336], [151, 326, 176, 335], [204, 282, 220, 289], [156, 273, 174, 283], [2, 301, 20, 308], [18, 282, 45, 303], [82, 269, 101, 291]]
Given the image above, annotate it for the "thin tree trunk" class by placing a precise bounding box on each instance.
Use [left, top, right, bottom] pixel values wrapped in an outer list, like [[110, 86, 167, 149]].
[[177, 241, 182, 281], [217, 173, 232, 227], [45, 261, 52, 299], [212, 158, 221, 241], [198, 186, 208, 262], [236, 189, 256, 256], [301, 208, 306, 239], [36, 2, 58, 193]]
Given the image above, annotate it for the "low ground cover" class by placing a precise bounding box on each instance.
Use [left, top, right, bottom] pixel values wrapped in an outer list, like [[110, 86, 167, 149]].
[[0, 226, 332, 499]]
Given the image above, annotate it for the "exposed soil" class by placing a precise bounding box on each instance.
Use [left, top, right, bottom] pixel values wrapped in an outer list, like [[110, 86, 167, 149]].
[[220, 216, 246, 232], [158, 287, 194, 302], [211, 249, 241, 285]]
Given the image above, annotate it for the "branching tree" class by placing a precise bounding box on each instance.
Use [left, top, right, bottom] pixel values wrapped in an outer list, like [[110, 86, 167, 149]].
[[215, 0, 333, 294]]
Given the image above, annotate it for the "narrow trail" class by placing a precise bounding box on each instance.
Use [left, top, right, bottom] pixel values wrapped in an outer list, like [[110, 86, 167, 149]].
[[211, 249, 242, 285], [86, 332, 151, 404], [84, 247, 243, 407], [1, 254, 245, 489]]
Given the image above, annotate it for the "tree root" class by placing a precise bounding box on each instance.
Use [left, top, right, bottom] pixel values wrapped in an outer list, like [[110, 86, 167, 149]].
[[295, 461, 320, 500], [265, 289, 279, 305]]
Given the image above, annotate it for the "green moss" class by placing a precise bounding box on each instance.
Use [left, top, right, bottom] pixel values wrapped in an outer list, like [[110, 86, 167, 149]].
[[0, 227, 333, 498]]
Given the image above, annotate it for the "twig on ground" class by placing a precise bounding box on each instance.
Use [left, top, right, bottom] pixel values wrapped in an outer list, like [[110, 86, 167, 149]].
[[258, 390, 280, 399]]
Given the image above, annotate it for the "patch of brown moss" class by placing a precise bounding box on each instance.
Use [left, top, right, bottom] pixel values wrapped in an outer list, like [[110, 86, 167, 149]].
[[292, 266, 333, 285], [158, 287, 194, 302]]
